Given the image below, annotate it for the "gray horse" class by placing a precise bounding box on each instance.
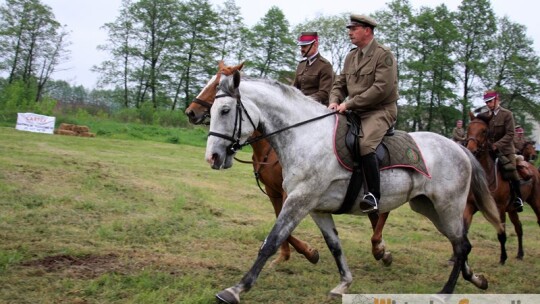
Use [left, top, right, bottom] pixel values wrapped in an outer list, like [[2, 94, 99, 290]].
[[205, 71, 502, 304]]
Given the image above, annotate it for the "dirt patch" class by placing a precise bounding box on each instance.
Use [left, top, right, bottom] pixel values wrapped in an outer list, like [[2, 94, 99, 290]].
[[18, 251, 221, 279], [20, 253, 124, 279]]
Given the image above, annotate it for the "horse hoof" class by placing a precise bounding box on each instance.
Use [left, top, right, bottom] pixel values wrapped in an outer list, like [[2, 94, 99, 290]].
[[216, 289, 239, 304], [306, 249, 320, 264], [474, 274, 488, 290], [381, 252, 392, 267]]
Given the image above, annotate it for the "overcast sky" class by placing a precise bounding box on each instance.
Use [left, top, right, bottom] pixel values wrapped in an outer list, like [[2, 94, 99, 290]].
[[26, 0, 540, 90]]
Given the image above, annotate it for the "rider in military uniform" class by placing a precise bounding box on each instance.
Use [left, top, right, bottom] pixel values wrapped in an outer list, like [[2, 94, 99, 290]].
[[328, 14, 399, 213], [293, 32, 334, 105], [477, 90, 524, 212]]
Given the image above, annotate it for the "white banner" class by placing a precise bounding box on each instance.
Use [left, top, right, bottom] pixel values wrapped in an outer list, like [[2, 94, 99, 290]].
[[16, 113, 56, 134], [343, 294, 540, 304]]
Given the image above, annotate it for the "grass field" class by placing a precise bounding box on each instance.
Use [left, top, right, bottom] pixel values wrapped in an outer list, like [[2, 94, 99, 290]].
[[1, 126, 539, 303]]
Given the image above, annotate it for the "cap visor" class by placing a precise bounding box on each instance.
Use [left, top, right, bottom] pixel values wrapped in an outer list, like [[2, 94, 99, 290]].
[[484, 96, 496, 102]]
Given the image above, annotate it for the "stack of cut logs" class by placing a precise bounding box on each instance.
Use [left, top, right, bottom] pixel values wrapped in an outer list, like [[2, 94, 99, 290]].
[[54, 123, 95, 137]]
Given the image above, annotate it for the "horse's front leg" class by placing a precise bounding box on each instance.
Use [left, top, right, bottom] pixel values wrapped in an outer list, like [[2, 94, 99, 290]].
[[216, 195, 310, 304], [309, 212, 353, 298], [265, 190, 319, 266], [368, 212, 392, 266]]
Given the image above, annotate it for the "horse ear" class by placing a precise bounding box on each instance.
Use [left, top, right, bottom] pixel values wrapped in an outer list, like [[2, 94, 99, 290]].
[[233, 70, 241, 89], [468, 111, 475, 121], [218, 60, 225, 71], [238, 62, 245, 70]]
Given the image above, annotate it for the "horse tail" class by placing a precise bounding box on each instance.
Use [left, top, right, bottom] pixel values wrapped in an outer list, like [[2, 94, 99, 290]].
[[461, 146, 504, 234]]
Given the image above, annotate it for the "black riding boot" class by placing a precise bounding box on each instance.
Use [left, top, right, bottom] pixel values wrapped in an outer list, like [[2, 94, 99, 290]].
[[511, 179, 524, 213], [360, 152, 380, 214]]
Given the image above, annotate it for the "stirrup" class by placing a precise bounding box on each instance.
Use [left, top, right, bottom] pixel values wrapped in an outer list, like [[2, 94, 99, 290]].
[[514, 197, 524, 213], [360, 192, 378, 214]]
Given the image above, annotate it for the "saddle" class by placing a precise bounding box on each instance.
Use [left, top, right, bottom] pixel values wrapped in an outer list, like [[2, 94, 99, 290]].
[[332, 113, 430, 214], [333, 113, 430, 177], [496, 153, 532, 181]]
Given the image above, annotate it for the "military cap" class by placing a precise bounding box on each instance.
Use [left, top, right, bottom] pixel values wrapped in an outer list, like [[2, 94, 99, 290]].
[[297, 32, 318, 46], [483, 90, 498, 102], [346, 14, 378, 29]]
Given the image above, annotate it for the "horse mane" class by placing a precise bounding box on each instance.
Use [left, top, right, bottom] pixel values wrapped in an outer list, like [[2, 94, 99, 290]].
[[232, 76, 321, 106], [475, 113, 491, 124]]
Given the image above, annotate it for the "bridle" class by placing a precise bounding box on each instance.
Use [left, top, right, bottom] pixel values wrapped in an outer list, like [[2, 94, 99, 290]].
[[465, 120, 490, 156], [207, 87, 258, 156], [466, 119, 500, 190]]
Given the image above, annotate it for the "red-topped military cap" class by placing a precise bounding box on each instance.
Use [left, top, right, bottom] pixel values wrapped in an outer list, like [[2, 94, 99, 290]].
[[297, 32, 318, 46]]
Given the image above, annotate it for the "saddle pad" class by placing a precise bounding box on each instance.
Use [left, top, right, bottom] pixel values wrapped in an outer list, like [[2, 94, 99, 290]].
[[333, 114, 431, 178]]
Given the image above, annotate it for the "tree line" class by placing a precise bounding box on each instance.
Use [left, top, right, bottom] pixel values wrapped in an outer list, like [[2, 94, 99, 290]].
[[1, 0, 539, 135]]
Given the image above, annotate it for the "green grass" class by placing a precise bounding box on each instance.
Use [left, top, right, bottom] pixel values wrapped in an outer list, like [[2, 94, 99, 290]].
[[0, 126, 539, 303]]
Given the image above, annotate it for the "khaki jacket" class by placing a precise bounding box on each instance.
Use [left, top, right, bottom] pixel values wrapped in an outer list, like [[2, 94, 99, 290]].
[[477, 107, 516, 156], [329, 39, 398, 154], [329, 39, 399, 111], [293, 53, 334, 105], [452, 127, 466, 142]]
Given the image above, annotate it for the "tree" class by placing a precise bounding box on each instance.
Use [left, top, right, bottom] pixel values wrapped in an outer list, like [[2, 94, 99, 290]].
[[454, 0, 496, 121], [401, 5, 459, 134], [0, 0, 69, 102], [482, 17, 540, 123], [94, 0, 137, 108], [248, 6, 296, 81], [215, 0, 246, 65], [175, 0, 220, 110], [130, 0, 182, 109]]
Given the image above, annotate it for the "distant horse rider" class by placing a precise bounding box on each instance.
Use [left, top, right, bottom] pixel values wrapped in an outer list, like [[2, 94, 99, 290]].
[[477, 90, 524, 212]]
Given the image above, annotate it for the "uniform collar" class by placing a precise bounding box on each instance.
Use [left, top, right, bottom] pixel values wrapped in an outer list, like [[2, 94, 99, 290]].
[[360, 38, 375, 57], [306, 52, 319, 65]]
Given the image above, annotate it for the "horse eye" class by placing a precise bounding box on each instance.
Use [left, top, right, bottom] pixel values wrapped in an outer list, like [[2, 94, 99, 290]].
[[221, 108, 230, 115]]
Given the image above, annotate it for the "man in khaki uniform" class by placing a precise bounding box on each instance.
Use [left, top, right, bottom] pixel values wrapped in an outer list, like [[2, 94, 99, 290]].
[[452, 120, 466, 145], [513, 126, 526, 154], [293, 32, 334, 105], [328, 14, 398, 213], [477, 90, 524, 212]]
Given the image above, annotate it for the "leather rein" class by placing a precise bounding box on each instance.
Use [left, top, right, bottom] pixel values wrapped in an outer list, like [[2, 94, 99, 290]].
[[207, 88, 337, 155]]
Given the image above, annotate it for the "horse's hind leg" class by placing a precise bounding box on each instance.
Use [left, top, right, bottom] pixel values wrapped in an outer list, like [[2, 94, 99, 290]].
[[459, 235, 489, 290], [310, 212, 353, 297], [368, 212, 392, 266], [508, 211, 524, 260]]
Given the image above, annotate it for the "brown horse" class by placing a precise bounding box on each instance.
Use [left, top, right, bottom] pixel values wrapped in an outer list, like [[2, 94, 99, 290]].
[[185, 61, 392, 266], [521, 141, 537, 162], [465, 113, 540, 263]]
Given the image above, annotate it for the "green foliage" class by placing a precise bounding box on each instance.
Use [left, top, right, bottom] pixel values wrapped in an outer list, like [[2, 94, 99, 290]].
[[0, 80, 57, 125]]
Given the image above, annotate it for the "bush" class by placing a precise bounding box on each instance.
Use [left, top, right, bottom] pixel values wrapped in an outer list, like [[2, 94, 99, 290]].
[[154, 109, 189, 128]]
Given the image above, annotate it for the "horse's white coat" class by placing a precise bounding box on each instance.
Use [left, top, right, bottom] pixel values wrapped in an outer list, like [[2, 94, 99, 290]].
[[206, 74, 493, 303]]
